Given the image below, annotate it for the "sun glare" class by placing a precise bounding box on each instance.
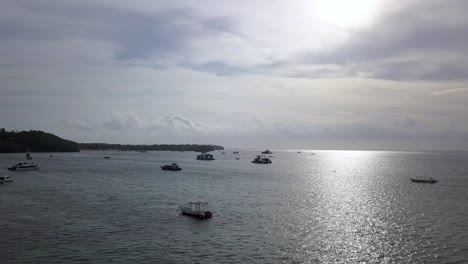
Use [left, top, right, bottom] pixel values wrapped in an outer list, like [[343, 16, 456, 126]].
[[314, 0, 383, 28]]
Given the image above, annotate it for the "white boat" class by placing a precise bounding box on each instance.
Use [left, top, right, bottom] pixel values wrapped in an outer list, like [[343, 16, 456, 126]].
[[0, 175, 13, 184], [179, 202, 213, 219], [261, 149, 273, 154], [7, 162, 38, 171], [252, 155, 272, 164], [196, 153, 215, 160], [161, 163, 182, 171]]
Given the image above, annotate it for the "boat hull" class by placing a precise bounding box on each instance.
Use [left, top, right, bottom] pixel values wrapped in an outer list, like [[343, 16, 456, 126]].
[[179, 207, 212, 219], [8, 166, 38, 171], [161, 167, 182, 171], [411, 178, 437, 183]]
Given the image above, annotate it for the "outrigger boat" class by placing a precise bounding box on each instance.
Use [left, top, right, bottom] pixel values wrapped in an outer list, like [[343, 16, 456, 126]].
[[179, 202, 213, 219], [411, 177, 438, 183], [161, 163, 182, 171]]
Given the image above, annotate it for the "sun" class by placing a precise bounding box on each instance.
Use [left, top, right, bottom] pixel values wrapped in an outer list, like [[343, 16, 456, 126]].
[[314, 0, 383, 29]]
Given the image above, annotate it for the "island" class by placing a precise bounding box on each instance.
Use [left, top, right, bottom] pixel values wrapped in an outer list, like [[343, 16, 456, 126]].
[[0, 129, 224, 153]]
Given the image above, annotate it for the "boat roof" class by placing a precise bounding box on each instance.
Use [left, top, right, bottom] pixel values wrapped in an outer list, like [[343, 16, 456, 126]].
[[186, 201, 209, 205]]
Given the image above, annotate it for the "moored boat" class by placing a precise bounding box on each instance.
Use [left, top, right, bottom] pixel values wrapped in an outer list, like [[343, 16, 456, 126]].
[[0, 175, 13, 184], [411, 177, 437, 183], [161, 163, 182, 171], [252, 155, 272, 164], [179, 202, 213, 219], [7, 162, 38, 171], [196, 153, 215, 160], [261, 149, 273, 154]]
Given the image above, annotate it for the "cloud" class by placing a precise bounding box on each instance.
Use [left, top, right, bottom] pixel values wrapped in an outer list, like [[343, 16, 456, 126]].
[[0, 1, 237, 63], [277, 0, 468, 81], [103, 111, 147, 130], [432, 88, 468, 95], [57, 120, 95, 130]]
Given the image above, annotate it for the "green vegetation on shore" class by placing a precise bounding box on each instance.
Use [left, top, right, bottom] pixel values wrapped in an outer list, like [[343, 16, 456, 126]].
[[0, 129, 80, 152], [0, 129, 224, 153]]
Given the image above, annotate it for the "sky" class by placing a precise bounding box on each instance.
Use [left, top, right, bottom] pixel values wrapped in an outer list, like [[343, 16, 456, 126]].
[[1, 0, 468, 150]]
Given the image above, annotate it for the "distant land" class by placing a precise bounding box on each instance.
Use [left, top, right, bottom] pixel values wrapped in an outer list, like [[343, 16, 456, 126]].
[[0, 129, 224, 153]]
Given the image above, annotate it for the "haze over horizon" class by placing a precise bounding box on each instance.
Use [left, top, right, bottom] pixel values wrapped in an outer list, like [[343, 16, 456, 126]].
[[1, 0, 468, 151]]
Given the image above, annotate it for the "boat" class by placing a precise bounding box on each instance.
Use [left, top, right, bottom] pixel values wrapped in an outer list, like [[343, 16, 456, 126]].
[[235, 157, 240, 160], [252, 155, 272, 164], [179, 202, 213, 219], [161, 163, 182, 171], [297, 151, 301, 153], [0, 175, 13, 184], [196, 153, 215, 160], [411, 177, 438, 183], [104, 156, 111, 159], [26, 153, 32, 160], [261, 149, 273, 154], [233, 151, 239, 154], [221, 152, 226, 154], [7, 162, 38, 171]]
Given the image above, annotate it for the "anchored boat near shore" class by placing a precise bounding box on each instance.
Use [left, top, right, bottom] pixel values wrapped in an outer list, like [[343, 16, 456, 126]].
[[0, 175, 13, 184], [179, 202, 213, 219], [7, 162, 38, 171]]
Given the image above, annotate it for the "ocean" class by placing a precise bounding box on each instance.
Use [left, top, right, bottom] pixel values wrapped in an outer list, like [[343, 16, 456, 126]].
[[1, 150, 468, 263]]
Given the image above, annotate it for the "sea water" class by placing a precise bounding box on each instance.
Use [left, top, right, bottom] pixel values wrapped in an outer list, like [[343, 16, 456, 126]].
[[1, 150, 468, 263]]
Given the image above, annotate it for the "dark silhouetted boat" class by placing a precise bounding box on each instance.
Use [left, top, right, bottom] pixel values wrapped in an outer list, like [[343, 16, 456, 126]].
[[196, 153, 215, 160], [179, 202, 212, 219], [0, 175, 13, 184], [26, 153, 32, 160], [411, 177, 437, 183], [161, 163, 182, 171], [252, 155, 272, 164], [261, 149, 273, 154]]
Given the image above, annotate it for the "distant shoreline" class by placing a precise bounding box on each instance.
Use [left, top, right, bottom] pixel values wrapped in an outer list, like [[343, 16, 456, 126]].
[[0, 129, 224, 153]]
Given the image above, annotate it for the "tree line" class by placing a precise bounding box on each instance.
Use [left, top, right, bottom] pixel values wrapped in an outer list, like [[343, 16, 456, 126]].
[[0, 129, 224, 153]]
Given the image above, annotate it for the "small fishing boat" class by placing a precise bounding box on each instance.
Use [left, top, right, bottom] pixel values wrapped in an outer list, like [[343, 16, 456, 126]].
[[196, 153, 215, 160], [411, 177, 438, 183], [7, 162, 38, 171], [179, 202, 213, 219], [26, 153, 32, 160], [251, 155, 272, 164], [161, 163, 182, 171], [104, 156, 111, 159], [233, 151, 239, 154], [261, 149, 273, 154], [0, 175, 13, 184]]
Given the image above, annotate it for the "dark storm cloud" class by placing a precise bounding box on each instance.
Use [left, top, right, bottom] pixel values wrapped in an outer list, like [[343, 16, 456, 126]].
[[0, 1, 236, 61]]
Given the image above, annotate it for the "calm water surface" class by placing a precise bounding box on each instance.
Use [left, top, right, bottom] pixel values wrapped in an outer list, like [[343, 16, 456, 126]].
[[1, 150, 468, 263]]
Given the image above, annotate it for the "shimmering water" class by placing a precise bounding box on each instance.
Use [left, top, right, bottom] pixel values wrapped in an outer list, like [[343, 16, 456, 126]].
[[1, 150, 468, 263]]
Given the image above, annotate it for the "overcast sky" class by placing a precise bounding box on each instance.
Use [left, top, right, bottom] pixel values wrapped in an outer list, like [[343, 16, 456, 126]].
[[1, 0, 468, 150]]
